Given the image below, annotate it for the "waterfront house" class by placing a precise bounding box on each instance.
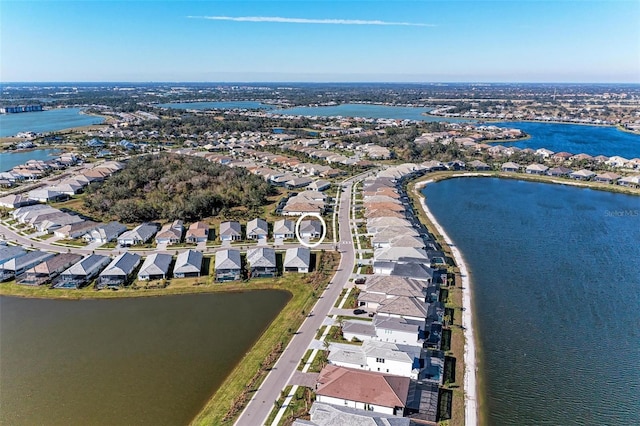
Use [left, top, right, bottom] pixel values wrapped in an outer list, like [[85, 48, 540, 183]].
[[173, 249, 203, 278], [155, 220, 184, 245], [525, 163, 549, 175], [569, 169, 596, 180], [0, 246, 26, 266], [19, 253, 81, 286], [501, 162, 521, 172], [215, 249, 242, 281], [97, 252, 141, 288], [83, 221, 127, 244], [594, 172, 621, 184], [246, 218, 269, 241], [293, 402, 413, 426], [535, 148, 555, 158], [618, 175, 640, 188], [247, 247, 277, 278], [315, 365, 410, 416], [547, 166, 573, 177], [219, 221, 242, 241], [185, 221, 209, 243], [117, 223, 158, 246], [273, 219, 296, 240], [57, 254, 111, 288], [0, 250, 55, 281], [468, 160, 491, 171], [328, 340, 424, 379], [137, 253, 172, 281], [283, 247, 311, 273]]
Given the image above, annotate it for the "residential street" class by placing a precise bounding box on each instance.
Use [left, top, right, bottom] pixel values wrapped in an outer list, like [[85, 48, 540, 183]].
[[234, 175, 363, 426]]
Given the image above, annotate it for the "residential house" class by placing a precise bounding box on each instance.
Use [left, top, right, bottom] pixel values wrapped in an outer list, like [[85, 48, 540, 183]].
[[284, 247, 311, 273], [618, 175, 640, 188], [285, 177, 313, 189], [137, 253, 172, 281], [292, 402, 413, 426], [155, 220, 184, 245], [27, 188, 66, 203], [328, 340, 423, 379], [273, 219, 295, 240], [547, 166, 573, 177], [468, 160, 491, 171], [299, 220, 322, 239], [247, 247, 277, 278], [117, 223, 158, 246], [501, 162, 521, 172], [83, 221, 127, 244], [594, 172, 621, 184], [0, 250, 55, 281], [57, 254, 111, 288], [173, 250, 203, 278], [219, 221, 242, 241], [525, 163, 549, 175], [53, 221, 99, 239], [0, 246, 26, 265], [186, 221, 210, 243], [19, 253, 81, 286], [315, 365, 410, 416], [0, 194, 36, 209], [215, 249, 242, 281], [246, 218, 269, 241], [97, 252, 141, 288], [569, 169, 596, 180]]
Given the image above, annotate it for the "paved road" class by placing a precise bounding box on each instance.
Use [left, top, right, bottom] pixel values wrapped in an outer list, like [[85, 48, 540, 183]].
[[234, 175, 363, 426]]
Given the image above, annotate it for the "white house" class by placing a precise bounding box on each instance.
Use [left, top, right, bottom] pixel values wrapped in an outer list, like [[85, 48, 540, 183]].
[[315, 365, 410, 416], [246, 218, 269, 240], [328, 340, 423, 379], [219, 221, 242, 241], [273, 219, 295, 240], [173, 250, 203, 278], [283, 247, 311, 273], [137, 253, 172, 281], [117, 223, 158, 246]]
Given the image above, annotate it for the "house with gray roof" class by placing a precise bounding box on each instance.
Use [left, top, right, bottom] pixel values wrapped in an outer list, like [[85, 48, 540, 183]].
[[292, 402, 412, 426], [83, 221, 127, 244], [57, 254, 111, 288], [328, 340, 424, 379], [569, 169, 596, 180], [98, 252, 141, 288], [215, 249, 242, 281], [501, 161, 521, 172], [19, 253, 82, 286], [0, 250, 55, 281], [117, 223, 158, 246], [137, 253, 172, 281], [284, 247, 311, 273], [273, 219, 295, 240], [155, 220, 184, 245], [468, 160, 491, 171], [247, 247, 277, 278], [53, 220, 99, 239], [173, 250, 203, 278], [246, 218, 269, 241], [0, 246, 26, 266], [299, 220, 322, 239], [219, 221, 242, 241], [525, 163, 549, 175]]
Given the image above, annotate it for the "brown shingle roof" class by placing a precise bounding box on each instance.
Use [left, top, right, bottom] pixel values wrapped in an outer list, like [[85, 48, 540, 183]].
[[316, 365, 410, 408]]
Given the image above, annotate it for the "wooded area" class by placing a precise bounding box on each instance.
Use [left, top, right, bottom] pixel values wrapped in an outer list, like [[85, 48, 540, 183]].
[[83, 154, 273, 222]]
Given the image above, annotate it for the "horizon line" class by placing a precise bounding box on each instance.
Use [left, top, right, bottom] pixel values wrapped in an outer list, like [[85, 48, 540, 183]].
[[2, 81, 639, 85]]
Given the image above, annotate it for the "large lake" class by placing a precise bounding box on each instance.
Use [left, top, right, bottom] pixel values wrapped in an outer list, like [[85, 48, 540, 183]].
[[0, 148, 61, 172], [0, 108, 104, 137], [423, 178, 640, 425], [490, 121, 640, 158], [0, 291, 290, 425]]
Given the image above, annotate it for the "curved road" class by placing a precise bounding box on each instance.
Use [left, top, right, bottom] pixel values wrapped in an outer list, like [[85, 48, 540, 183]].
[[234, 175, 363, 426]]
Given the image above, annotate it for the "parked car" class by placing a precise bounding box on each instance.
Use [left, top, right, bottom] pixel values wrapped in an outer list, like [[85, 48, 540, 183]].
[[354, 277, 366, 285], [353, 309, 366, 315]]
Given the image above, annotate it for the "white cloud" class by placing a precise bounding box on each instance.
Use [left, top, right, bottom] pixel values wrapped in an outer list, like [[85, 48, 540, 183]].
[[188, 15, 433, 27]]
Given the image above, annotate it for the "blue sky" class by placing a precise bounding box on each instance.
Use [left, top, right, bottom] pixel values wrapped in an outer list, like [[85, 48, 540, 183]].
[[1, 0, 638, 83]]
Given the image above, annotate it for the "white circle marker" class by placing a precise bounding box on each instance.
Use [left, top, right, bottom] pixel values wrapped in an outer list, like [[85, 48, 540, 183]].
[[295, 213, 327, 248]]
